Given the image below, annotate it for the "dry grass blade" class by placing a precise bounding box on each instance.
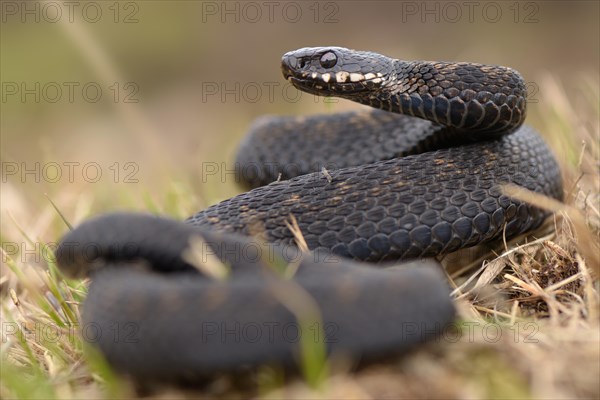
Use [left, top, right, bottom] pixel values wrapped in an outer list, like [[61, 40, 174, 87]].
[[504, 274, 544, 297], [544, 272, 583, 293], [44, 194, 73, 231], [285, 214, 309, 252], [504, 185, 600, 275], [182, 235, 230, 280], [470, 258, 507, 293]]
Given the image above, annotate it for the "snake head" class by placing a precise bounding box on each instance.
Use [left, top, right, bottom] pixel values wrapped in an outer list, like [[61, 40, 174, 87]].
[[282, 47, 394, 97]]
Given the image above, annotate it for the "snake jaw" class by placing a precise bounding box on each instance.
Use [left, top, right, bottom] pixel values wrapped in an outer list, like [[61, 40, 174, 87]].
[[282, 46, 393, 97]]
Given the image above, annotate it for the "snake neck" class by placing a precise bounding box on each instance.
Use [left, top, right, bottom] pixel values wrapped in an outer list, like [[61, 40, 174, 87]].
[[358, 60, 528, 135]]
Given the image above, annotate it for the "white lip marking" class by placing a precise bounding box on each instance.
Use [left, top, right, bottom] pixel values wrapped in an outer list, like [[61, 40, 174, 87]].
[[321, 73, 330, 83], [376, 72, 383, 77], [350, 73, 363, 82], [365, 73, 376, 80], [335, 71, 349, 83], [311, 72, 318, 79]]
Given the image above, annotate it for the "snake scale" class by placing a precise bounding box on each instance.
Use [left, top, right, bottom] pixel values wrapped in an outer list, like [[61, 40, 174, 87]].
[[56, 47, 562, 382]]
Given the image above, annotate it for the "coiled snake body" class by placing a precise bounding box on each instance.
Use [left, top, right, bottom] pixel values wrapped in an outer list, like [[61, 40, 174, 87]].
[[56, 47, 562, 382]]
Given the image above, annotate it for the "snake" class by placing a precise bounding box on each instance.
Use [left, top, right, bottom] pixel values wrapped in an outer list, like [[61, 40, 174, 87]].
[[55, 47, 562, 383]]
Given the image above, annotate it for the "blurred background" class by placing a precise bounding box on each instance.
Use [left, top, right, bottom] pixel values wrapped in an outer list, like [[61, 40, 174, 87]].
[[1, 0, 599, 237]]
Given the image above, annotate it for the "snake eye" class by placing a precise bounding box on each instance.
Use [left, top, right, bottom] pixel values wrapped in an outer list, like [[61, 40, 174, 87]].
[[319, 52, 337, 69]]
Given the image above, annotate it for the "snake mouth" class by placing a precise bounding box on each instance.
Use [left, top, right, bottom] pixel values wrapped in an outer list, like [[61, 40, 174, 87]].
[[286, 75, 386, 98], [283, 65, 383, 96]]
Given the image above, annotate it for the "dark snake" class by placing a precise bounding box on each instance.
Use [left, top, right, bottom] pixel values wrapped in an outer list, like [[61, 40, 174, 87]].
[[55, 47, 563, 383]]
